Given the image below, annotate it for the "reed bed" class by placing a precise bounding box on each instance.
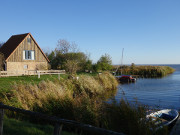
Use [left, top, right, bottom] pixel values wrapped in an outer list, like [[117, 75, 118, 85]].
[[115, 65, 175, 77]]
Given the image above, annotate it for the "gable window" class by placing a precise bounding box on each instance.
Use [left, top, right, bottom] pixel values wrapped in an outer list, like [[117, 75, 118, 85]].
[[23, 50, 35, 60], [27, 38, 31, 44]]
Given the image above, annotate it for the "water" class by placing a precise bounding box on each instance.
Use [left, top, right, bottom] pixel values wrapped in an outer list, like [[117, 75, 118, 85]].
[[115, 64, 180, 110]]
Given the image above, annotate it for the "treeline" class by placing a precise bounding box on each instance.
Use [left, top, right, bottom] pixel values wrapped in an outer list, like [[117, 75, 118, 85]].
[[114, 63, 175, 77], [46, 39, 112, 74], [46, 39, 175, 78]]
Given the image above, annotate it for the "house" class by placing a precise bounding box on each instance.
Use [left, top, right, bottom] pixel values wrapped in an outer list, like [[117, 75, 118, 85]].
[[0, 33, 49, 72]]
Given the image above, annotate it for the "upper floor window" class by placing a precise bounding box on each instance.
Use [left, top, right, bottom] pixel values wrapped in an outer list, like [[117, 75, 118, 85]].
[[23, 50, 35, 60], [27, 38, 31, 44]]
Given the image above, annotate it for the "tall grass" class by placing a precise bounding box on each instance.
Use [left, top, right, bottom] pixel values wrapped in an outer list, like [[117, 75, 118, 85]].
[[100, 99, 168, 135], [114, 65, 175, 77], [3, 72, 117, 124], [2, 72, 168, 135]]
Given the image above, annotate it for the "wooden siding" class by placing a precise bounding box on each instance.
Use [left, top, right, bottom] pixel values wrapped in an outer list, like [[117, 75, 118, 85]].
[[7, 35, 47, 62]]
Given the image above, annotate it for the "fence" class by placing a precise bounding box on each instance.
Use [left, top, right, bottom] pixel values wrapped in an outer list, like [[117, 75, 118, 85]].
[[0, 70, 65, 78], [37, 70, 65, 79], [0, 103, 125, 135]]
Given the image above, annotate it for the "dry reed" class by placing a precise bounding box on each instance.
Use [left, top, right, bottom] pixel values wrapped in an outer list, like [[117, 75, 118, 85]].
[[2, 72, 168, 135]]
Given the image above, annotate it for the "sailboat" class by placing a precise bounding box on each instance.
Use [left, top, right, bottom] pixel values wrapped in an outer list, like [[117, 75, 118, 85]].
[[115, 48, 136, 83]]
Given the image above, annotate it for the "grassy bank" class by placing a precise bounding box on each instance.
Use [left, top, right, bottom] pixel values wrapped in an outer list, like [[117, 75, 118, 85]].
[[0, 74, 68, 92], [1, 72, 118, 126], [0, 72, 168, 135], [114, 65, 175, 77]]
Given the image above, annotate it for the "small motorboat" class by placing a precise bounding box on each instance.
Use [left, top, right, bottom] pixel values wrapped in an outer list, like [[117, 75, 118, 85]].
[[116, 75, 136, 83], [146, 109, 179, 129]]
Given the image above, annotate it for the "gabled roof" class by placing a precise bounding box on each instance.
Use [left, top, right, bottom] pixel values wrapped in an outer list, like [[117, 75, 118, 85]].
[[0, 33, 49, 62], [0, 33, 28, 60]]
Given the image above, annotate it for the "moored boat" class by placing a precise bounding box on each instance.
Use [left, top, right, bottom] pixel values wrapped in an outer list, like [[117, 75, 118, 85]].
[[146, 109, 179, 129], [116, 75, 136, 83]]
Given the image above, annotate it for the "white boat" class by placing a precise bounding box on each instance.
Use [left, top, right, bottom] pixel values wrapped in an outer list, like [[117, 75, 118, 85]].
[[146, 109, 179, 129]]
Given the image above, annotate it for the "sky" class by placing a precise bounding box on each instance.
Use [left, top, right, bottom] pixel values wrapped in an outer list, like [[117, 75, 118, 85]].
[[0, 0, 180, 65]]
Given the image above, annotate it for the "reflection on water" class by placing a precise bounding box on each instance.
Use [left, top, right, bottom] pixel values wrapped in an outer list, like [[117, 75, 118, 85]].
[[115, 65, 180, 110]]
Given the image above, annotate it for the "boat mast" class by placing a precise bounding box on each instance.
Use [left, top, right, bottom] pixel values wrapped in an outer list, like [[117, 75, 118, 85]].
[[120, 48, 124, 75]]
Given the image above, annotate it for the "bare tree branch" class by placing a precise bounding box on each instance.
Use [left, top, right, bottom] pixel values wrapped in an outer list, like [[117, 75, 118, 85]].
[[56, 39, 71, 54], [56, 39, 79, 54]]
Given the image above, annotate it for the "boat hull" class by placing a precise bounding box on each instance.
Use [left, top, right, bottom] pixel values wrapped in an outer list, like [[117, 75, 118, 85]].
[[146, 109, 179, 129], [116, 75, 136, 83]]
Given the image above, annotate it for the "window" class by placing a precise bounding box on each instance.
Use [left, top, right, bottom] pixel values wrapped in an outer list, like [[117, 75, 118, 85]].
[[23, 50, 35, 60], [24, 65, 28, 69], [27, 38, 31, 44]]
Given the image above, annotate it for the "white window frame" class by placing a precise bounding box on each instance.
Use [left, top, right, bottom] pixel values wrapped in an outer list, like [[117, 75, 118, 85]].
[[23, 50, 35, 60]]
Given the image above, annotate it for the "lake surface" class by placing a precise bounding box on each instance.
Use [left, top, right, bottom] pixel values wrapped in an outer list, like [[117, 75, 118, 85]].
[[115, 64, 180, 110]]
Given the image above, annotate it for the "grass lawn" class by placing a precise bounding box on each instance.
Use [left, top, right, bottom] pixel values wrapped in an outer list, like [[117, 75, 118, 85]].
[[3, 116, 77, 135], [0, 72, 98, 93], [0, 74, 68, 93]]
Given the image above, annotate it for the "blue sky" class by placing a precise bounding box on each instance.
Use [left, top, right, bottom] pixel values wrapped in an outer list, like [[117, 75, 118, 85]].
[[0, 0, 180, 64]]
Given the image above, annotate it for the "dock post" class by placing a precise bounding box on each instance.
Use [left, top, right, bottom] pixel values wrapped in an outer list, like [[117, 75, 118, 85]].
[[54, 123, 63, 135]]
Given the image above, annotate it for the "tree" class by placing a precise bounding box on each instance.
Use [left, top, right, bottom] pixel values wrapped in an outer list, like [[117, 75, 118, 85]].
[[84, 59, 93, 71], [96, 54, 112, 71], [46, 39, 92, 74], [56, 39, 79, 54], [64, 52, 88, 73], [55, 39, 80, 70], [64, 60, 79, 75], [47, 51, 57, 69]]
